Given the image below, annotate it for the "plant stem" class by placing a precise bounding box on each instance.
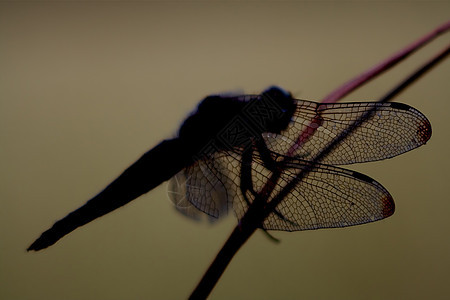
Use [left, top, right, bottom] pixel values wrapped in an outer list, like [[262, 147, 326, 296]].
[[189, 22, 450, 300]]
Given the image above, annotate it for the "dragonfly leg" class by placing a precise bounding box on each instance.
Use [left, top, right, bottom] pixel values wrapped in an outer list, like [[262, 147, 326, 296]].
[[255, 137, 301, 228], [239, 144, 255, 207], [241, 138, 300, 229], [254, 138, 278, 171]]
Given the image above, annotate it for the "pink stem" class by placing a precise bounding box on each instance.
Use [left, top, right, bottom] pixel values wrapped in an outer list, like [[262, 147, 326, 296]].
[[286, 20, 450, 157], [189, 21, 450, 300]]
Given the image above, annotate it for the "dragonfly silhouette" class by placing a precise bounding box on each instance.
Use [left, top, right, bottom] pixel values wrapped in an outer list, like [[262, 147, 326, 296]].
[[28, 86, 431, 251]]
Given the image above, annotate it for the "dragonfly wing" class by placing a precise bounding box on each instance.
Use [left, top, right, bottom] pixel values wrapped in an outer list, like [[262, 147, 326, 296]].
[[264, 100, 432, 165], [168, 142, 395, 231], [168, 168, 214, 222], [259, 158, 394, 231], [168, 153, 236, 221]]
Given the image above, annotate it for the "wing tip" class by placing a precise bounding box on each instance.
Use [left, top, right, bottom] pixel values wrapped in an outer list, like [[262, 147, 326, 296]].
[[382, 194, 395, 218], [418, 119, 432, 144], [390, 102, 432, 147]]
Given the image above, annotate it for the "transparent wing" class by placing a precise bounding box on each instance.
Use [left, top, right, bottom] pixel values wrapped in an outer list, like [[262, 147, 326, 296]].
[[264, 100, 432, 165], [169, 147, 394, 232], [168, 100, 429, 229], [258, 158, 395, 231], [167, 154, 235, 221]]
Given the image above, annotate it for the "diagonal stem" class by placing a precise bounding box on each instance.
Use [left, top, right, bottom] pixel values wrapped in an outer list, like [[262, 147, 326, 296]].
[[267, 43, 449, 215], [287, 19, 450, 157], [189, 22, 450, 300]]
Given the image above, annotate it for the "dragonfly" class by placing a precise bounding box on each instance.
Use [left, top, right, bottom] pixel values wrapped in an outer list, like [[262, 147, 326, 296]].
[[27, 86, 431, 251]]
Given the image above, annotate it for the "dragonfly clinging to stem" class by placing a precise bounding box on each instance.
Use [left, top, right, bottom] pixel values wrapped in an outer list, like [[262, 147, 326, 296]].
[[27, 86, 431, 251]]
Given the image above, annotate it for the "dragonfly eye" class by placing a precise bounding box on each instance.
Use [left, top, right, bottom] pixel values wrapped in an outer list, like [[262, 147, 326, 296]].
[[259, 86, 296, 133], [263, 86, 291, 98]]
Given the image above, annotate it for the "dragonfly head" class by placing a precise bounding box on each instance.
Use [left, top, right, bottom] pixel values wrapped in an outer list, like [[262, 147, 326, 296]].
[[259, 86, 296, 134]]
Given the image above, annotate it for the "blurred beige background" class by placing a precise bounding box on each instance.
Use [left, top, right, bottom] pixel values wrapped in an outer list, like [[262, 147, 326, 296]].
[[1, 2, 449, 300]]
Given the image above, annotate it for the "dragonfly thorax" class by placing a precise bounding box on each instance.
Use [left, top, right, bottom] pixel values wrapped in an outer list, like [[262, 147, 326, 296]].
[[177, 86, 296, 154]]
